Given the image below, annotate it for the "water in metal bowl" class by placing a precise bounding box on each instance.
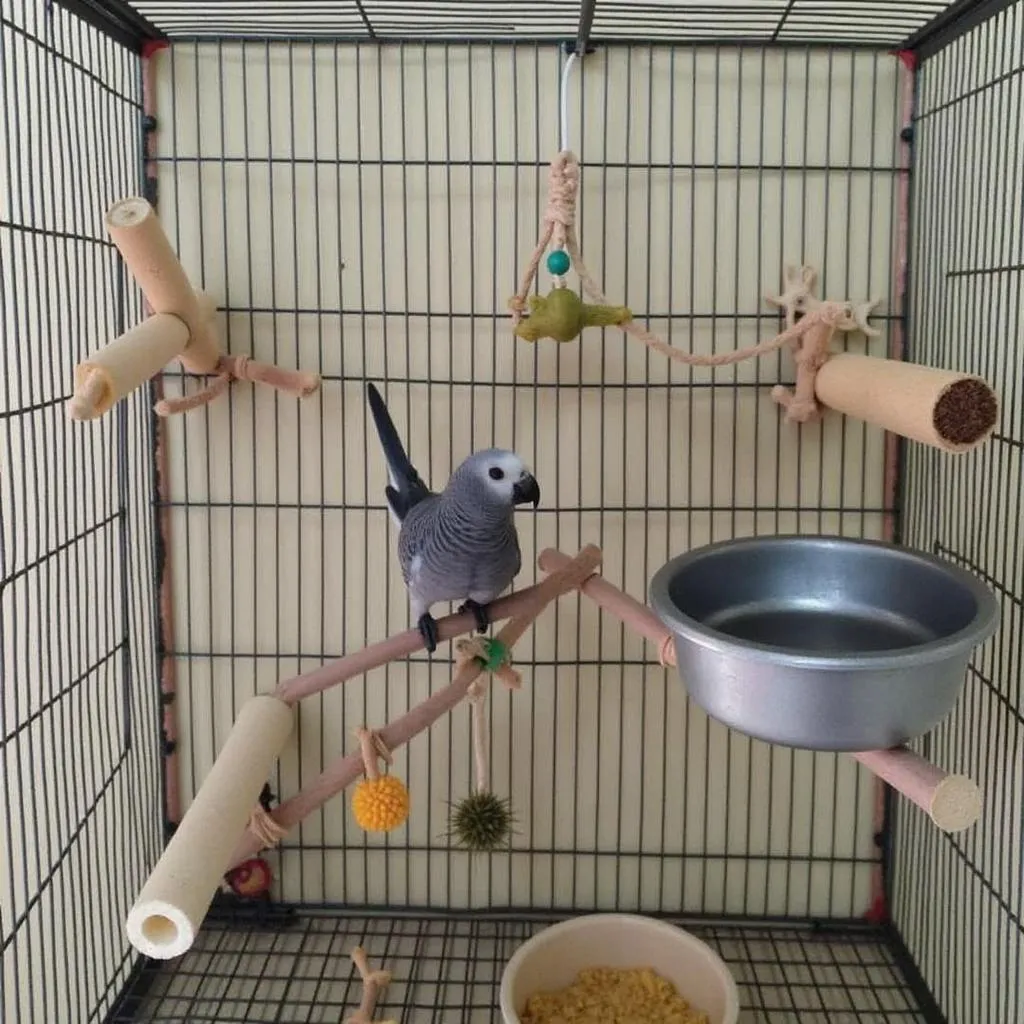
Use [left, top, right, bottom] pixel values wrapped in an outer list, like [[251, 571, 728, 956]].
[[648, 535, 999, 751]]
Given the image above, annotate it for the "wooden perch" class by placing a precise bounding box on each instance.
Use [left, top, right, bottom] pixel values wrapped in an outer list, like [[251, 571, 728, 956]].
[[275, 575, 576, 705], [538, 548, 983, 834], [225, 545, 602, 869], [67, 197, 320, 420]]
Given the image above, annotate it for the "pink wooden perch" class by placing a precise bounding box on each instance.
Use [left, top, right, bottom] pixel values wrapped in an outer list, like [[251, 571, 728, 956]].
[[227, 544, 603, 869], [538, 549, 983, 834], [67, 197, 320, 421]]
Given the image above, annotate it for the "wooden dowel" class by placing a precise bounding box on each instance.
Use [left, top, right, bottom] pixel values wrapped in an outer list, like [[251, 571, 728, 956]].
[[105, 197, 221, 374], [852, 747, 982, 833]]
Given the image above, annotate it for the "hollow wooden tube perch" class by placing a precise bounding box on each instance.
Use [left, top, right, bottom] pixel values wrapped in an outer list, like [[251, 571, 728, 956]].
[[68, 197, 319, 420], [125, 695, 295, 959], [813, 353, 999, 453], [538, 548, 983, 834], [225, 545, 602, 870]]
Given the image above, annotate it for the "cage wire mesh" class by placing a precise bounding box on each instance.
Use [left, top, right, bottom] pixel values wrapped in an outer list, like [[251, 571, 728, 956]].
[[0, 3, 161, 1023], [0, 1, 1021, 1023]]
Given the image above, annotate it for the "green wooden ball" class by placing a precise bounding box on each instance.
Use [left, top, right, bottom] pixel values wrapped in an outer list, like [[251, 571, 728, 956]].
[[546, 249, 571, 276]]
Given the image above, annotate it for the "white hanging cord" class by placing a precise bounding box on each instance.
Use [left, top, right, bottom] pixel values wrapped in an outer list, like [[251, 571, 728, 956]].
[[559, 50, 578, 153]]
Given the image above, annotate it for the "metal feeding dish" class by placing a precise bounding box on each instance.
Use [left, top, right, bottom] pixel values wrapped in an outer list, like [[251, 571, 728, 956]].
[[649, 536, 999, 751]]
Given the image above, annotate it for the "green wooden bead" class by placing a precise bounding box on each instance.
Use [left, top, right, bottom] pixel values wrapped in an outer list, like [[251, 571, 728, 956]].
[[546, 249, 571, 275]]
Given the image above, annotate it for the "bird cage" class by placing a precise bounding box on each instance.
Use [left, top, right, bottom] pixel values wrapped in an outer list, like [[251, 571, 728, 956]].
[[1, 1, 1021, 1022]]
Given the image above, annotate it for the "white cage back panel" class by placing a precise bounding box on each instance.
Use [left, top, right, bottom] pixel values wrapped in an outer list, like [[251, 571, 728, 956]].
[[154, 43, 901, 914]]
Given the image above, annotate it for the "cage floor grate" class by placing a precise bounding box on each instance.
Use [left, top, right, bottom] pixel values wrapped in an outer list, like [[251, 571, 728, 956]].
[[111, 911, 933, 1023]]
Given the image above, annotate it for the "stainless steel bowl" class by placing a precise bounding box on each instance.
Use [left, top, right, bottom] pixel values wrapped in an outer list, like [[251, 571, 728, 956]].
[[648, 535, 999, 751]]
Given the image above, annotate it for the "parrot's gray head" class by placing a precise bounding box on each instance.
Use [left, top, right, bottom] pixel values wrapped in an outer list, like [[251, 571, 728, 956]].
[[449, 449, 540, 513]]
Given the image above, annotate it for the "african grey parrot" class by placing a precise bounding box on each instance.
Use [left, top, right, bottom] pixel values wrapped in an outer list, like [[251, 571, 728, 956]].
[[365, 382, 541, 652]]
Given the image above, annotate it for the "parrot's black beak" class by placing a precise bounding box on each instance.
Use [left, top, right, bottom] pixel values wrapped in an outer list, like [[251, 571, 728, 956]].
[[512, 473, 540, 508]]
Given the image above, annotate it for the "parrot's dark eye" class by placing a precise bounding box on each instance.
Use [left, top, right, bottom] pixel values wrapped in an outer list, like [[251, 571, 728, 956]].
[[488, 467, 505, 481]]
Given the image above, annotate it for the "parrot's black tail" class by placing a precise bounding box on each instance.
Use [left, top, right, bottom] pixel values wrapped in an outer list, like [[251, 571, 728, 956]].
[[365, 382, 431, 521]]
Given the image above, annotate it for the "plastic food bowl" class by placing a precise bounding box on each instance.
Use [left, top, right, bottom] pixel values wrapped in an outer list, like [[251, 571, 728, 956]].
[[498, 913, 740, 1024], [649, 534, 1000, 751]]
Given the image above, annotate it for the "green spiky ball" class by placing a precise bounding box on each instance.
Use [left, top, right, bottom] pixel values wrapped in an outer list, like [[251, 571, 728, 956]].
[[448, 791, 515, 851]]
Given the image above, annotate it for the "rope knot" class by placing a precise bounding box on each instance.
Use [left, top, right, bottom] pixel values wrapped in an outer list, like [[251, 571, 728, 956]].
[[657, 635, 675, 668], [230, 353, 254, 382], [456, 636, 522, 691], [545, 151, 579, 231], [247, 803, 287, 849]]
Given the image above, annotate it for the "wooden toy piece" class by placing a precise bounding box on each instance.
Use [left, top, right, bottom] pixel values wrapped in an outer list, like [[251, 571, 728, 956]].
[[350, 727, 410, 833], [125, 695, 295, 960], [765, 263, 881, 337], [68, 196, 320, 420], [814, 353, 999, 453], [536, 548, 984, 835], [512, 287, 632, 343], [224, 545, 603, 871], [345, 947, 396, 1024], [223, 856, 273, 898], [769, 300, 850, 424]]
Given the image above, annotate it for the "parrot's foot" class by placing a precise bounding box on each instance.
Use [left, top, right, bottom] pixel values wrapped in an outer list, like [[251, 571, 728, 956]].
[[458, 599, 491, 634], [417, 613, 440, 653]]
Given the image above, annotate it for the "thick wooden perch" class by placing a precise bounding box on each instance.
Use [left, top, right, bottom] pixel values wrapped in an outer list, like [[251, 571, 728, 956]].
[[538, 549, 983, 834], [68, 197, 319, 420]]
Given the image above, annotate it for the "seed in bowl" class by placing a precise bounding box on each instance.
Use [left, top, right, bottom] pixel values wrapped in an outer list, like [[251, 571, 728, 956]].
[[520, 965, 710, 1023]]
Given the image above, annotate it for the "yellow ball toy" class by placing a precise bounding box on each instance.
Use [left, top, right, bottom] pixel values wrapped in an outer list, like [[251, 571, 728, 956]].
[[352, 773, 410, 833]]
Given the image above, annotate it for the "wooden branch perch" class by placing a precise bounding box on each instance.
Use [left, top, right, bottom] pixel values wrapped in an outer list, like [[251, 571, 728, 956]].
[[226, 545, 602, 868], [275, 575, 578, 705]]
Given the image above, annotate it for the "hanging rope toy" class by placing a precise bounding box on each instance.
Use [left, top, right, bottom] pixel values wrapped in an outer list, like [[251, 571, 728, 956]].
[[447, 637, 520, 851], [351, 727, 410, 833], [510, 150, 856, 389]]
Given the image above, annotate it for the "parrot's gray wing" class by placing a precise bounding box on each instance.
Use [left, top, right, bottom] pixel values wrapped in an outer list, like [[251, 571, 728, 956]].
[[366, 382, 432, 525]]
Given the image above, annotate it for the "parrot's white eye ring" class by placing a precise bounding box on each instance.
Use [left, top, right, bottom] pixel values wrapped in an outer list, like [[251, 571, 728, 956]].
[[489, 467, 505, 481]]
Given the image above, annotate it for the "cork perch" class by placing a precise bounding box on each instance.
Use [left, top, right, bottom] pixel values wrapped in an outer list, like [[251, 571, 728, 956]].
[[68, 197, 320, 420], [123, 546, 601, 961], [537, 549, 984, 835], [765, 265, 999, 452]]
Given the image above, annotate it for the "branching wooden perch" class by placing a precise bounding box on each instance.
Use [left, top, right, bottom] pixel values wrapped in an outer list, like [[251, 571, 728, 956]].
[[67, 197, 320, 421]]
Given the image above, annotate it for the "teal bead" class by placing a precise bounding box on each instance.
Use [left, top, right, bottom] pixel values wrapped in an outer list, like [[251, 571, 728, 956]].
[[546, 249, 571, 275]]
